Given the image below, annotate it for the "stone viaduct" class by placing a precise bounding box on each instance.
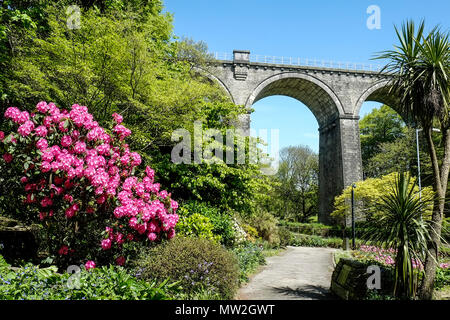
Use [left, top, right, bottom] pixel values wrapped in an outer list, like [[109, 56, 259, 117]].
[[203, 50, 399, 225]]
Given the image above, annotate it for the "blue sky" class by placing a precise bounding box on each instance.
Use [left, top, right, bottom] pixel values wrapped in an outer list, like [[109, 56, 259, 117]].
[[163, 0, 450, 153]]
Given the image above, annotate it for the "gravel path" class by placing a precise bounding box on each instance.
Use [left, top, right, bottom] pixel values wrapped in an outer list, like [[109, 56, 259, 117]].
[[236, 246, 337, 300]]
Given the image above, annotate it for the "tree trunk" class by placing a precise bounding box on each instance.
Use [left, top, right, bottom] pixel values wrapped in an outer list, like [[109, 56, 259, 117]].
[[419, 127, 450, 299]]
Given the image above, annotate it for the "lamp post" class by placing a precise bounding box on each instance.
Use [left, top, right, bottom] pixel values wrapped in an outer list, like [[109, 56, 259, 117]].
[[415, 127, 441, 199], [351, 183, 356, 250]]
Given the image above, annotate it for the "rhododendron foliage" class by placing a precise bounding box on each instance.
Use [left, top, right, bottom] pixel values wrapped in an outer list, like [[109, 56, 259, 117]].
[[0, 102, 179, 267]]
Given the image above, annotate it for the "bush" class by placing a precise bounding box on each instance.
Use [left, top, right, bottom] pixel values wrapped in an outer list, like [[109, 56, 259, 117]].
[[291, 234, 343, 248], [0, 255, 176, 300], [232, 242, 265, 283], [175, 213, 221, 243], [178, 201, 236, 247], [250, 211, 280, 247], [135, 237, 239, 299], [278, 226, 294, 247], [241, 224, 259, 242], [0, 103, 179, 269], [280, 221, 334, 237]]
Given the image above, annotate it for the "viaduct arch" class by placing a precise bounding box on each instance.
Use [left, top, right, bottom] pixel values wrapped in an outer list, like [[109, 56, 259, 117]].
[[207, 50, 397, 224]]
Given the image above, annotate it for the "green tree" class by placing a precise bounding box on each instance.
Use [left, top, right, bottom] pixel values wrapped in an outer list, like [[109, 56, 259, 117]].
[[375, 20, 450, 299], [360, 105, 406, 174], [273, 145, 319, 222], [331, 172, 434, 224], [0, 1, 274, 220]]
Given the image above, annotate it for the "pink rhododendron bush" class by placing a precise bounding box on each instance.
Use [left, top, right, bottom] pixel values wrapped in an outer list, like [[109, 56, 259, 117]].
[[0, 102, 178, 268]]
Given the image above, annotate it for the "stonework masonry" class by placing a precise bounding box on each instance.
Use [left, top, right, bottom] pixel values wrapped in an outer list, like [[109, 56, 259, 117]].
[[206, 50, 398, 224]]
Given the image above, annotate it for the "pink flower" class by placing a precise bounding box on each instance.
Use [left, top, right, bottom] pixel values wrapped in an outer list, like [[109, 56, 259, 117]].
[[115, 256, 126, 266], [129, 217, 138, 229], [65, 206, 76, 218], [170, 199, 178, 210], [4, 107, 21, 122], [61, 135, 72, 147], [159, 190, 168, 199], [112, 113, 123, 124], [40, 161, 51, 172], [137, 223, 146, 234], [40, 197, 53, 208], [36, 138, 48, 150], [147, 232, 157, 241], [58, 245, 69, 256], [63, 194, 74, 203], [167, 228, 176, 239], [34, 125, 48, 137], [0, 131, 4, 141], [101, 238, 112, 250], [113, 124, 131, 140], [3, 153, 13, 163], [73, 141, 86, 154], [85, 260, 96, 270], [130, 152, 141, 166], [36, 101, 49, 113], [17, 120, 34, 136]]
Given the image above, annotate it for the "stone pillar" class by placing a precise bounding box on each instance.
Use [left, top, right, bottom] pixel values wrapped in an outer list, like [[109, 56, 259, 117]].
[[318, 117, 343, 225], [339, 116, 363, 187], [318, 115, 363, 225]]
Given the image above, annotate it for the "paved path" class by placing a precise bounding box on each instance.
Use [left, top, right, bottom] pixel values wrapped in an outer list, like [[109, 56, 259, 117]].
[[237, 246, 337, 300]]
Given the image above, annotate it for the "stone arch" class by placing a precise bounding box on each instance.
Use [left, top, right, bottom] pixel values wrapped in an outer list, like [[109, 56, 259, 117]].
[[246, 72, 345, 127], [354, 79, 401, 116], [192, 67, 235, 103]]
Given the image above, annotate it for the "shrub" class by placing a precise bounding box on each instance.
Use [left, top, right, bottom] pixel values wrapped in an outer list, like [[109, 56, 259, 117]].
[[232, 242, 265, 283], [291, 234, 343, 248], [135, 237, 239, 299], [250, 211, 280, 247], [178, 201, 236, 247], [0, 255, 176, 300], [175, 213, 221, 243], [278, 226, 294, 247], [241, 223, 259, 242], [331, 172, 433, 224], [0, 102, 179, 269]]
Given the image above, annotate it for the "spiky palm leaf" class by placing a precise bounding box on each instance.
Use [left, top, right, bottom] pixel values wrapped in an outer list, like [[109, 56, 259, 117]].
[[364, 172, 433, 299], [374, 20, 450, 127]]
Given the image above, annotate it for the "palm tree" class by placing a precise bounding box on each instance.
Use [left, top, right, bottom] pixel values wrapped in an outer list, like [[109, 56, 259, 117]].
[[375, 20, 450, 299], [364, 172, 433, 299]]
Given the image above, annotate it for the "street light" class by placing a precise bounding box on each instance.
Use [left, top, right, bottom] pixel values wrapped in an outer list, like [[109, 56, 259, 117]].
[[415, 127, 441, 199], [351, 183, 356, 250]]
